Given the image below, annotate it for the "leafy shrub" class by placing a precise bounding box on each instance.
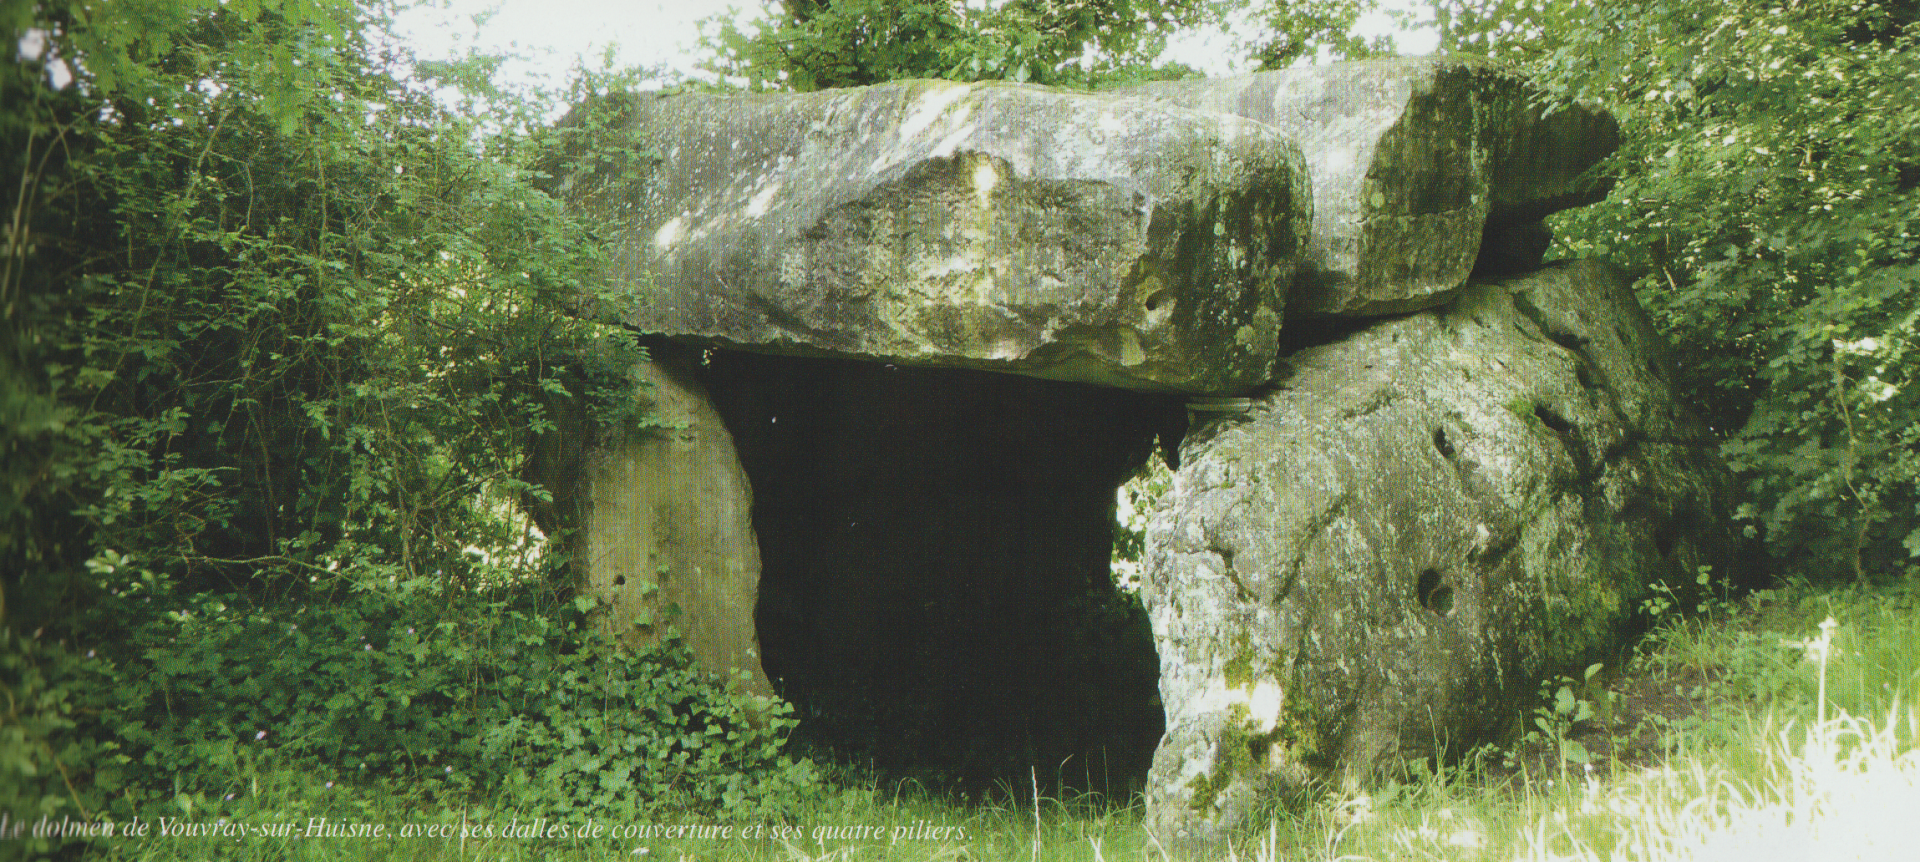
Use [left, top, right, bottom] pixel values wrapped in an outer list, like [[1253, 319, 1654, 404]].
[[80, 579, 818, 823], [3, 0, 821, 834], [3, 0, 664, 613], [699, 0, 1218, 90], [0, 627, 120, 858], [1432, 0, 1920, 580]]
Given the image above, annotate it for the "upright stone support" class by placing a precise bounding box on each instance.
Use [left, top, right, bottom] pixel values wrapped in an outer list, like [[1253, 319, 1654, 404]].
[[536, 59, 1751, 850], [576, 353, 774, 699], [1140, 261, 1739, 845]]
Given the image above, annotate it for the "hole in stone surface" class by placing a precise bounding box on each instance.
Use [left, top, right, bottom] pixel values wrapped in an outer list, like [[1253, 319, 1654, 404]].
[[611, 575, 626, 587], [1533, 405, 1574, 436], [1653, 521, 1680, 558], [1416, 568, 1454, 616], [699, 350, 1176, 798], [1143, 290, 1170, 313], [1432, 428, 1456, 459]]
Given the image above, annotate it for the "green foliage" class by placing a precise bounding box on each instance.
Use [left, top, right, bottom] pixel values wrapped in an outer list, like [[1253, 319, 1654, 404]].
[[1429, 0, 1920, 580], [0, 627, 120, 858], [79, 581, 815, 826], [4, 0, 697, 607], [1639, 564, 1729, 621], [1246, 0, 1400, 68], [3, 0, 820, 837], [2, 0, 659, 607], [1668, 578, 1920, 721], [698, 0, 1218, 91], [1521, 663, 1607, 773], [699, 0, 1416, 91], [5, 583, 819, 857]]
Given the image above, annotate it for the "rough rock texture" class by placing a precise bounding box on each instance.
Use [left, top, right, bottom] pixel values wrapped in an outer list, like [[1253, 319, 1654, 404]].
[[530, 60, 1743, 839], [556, 79, 1310, 394], [1122, 58, 1619, 316], [574, 353, 774, 699], [1141, 260, 1736, 844]]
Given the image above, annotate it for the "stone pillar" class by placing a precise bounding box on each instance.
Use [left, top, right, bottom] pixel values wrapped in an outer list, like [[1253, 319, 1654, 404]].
[[1140, 261, 1740, 846], [576, 352, 774, 699]]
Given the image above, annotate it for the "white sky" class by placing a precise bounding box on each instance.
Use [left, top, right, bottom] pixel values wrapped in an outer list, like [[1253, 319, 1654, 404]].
[[389, 0, 756, 90], [391, 0, 1440, 90]]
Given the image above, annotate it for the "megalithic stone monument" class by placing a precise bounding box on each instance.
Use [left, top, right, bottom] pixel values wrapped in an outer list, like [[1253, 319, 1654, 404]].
[[542, 57, 1740, 849]]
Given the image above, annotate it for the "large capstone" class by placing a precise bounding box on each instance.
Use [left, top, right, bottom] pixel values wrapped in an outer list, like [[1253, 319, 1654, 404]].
[[1122, 58, 1619, 316], [1142, 260, 1739, 844], [555, 79, 1310, 394], [529, 60, 1752, 825]]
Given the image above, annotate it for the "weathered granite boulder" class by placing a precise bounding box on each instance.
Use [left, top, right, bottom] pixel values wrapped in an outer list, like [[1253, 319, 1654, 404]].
[[1141, 260, 1736, 843], [1121, 58, 1619, 316], [570, 352, 774, 699], [555, 79, 1310, 394]]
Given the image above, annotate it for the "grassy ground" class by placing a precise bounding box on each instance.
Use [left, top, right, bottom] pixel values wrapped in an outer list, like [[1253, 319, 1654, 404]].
[[63, 575, 1920, 862]]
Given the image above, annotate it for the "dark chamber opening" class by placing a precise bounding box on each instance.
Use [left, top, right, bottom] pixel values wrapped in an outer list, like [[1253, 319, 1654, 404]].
[[698, 350, 1178, 798]]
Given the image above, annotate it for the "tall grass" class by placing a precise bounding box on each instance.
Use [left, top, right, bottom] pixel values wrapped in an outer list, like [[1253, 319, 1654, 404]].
[[67, 578, 1920, 862], [1254, 578, 1920, 862]]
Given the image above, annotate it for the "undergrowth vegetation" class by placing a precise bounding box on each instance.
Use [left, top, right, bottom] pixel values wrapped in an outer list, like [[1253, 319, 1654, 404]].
[[5, 583, 818, 856], [6, 0, 1919, 860], [1281, 576, 1920, 862], [11, 575, 1914, 861], [1, 0, 821, 852]]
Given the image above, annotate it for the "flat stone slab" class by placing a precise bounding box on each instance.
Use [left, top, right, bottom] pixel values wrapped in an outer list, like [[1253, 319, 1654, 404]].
[[555, 79, 1310, 394], [1122, 58, 1619, 316]]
